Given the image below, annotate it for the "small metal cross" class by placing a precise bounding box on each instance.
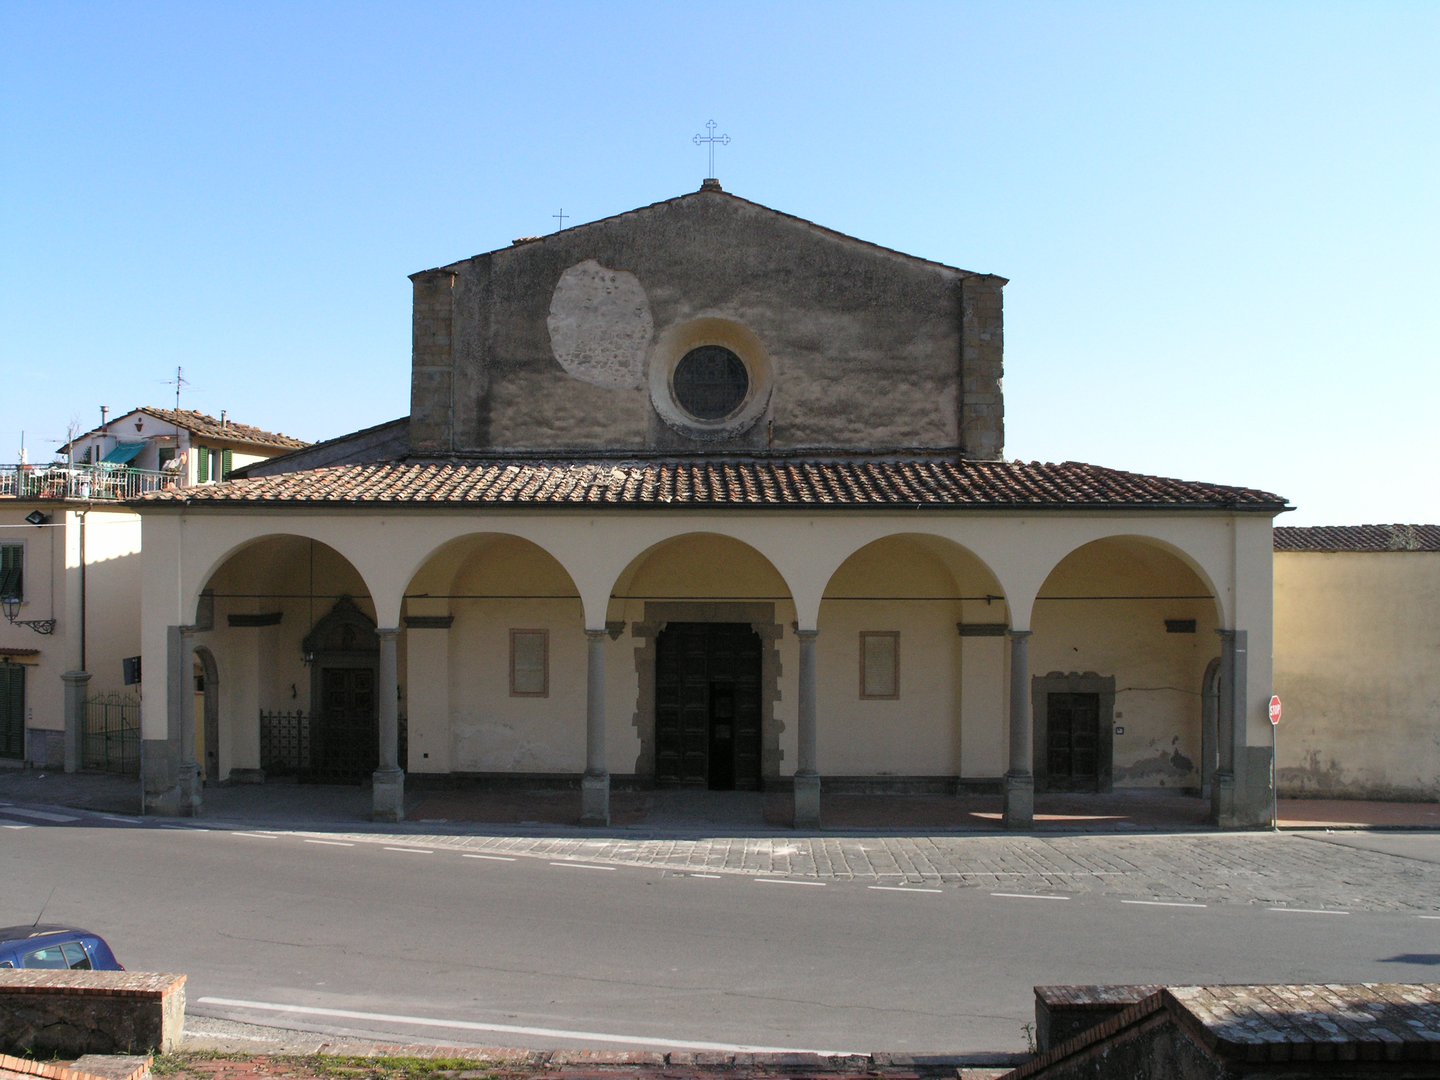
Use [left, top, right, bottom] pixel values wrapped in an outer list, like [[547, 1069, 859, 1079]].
[[553, 208, 569, 231], [693, 120, 730, 178]]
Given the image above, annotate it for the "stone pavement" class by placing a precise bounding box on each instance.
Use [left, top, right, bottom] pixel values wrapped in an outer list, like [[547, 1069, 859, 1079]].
[[3, 768, 1439, 912]]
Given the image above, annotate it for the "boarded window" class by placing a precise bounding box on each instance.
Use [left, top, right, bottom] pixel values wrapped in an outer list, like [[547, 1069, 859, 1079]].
[[510, 630, 548, 697], [0, 544, 22, 601], [860, 631, 900, 699]]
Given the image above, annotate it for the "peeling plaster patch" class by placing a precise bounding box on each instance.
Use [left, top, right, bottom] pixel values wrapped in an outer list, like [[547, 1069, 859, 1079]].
[[547, 260, 652, 389]]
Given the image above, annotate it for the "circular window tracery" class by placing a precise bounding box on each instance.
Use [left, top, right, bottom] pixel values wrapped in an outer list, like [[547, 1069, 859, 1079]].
[[672, 346, 750, 421]]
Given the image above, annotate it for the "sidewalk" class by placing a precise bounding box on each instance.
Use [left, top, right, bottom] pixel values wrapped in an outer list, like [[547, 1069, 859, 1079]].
[[1, 766, 1437, 834]]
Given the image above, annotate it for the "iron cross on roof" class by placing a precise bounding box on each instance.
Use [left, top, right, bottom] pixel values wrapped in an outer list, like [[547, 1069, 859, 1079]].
[[693, 119, 731, 179]]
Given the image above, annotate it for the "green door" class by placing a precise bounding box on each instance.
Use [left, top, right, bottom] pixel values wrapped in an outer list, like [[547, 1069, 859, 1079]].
[[0, 665, 24, 760]]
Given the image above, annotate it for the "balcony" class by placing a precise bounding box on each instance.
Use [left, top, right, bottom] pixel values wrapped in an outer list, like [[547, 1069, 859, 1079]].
[[0, 462, 176, 502]]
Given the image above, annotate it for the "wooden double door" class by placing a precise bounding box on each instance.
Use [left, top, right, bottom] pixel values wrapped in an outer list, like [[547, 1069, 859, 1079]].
[[655, 622, 762, 790], [1046, 691, 1101, 791]]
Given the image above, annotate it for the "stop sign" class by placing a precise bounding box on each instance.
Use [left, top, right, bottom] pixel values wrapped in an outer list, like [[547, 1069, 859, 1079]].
[[1268, 695, 1282, 726]]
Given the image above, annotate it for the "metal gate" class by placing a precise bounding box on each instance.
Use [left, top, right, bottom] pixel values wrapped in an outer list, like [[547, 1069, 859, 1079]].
[[260, 710, 407, 783], [83, 692, 141, 774]]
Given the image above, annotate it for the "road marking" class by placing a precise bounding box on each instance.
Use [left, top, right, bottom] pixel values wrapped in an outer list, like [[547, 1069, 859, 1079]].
[[196, 997, 860, 1055], [158, 824, 193, 830], [384, 846, 433, 855], [1122, 900, 1207, 909], [992, 892, 1069, 901], [1, 823, 31, 830], [869, 886, 943, 895], [99, 815, 136, 823], [1267, 907, 1350, 916], [0, 807, 79, 822], [688, 873, 722, 879], [756, 878, 825, 887], [550, 862, 616, 871], [463, 854, 516, 862], [236, 832, 279, 839], [1419, 915, 1440, 920], [305, 839, 354, 847]]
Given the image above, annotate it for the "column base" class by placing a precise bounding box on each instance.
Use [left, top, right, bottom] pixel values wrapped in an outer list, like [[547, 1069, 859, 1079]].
[[1210, 770, 1235, 827], [1003, 772, 1034, 830], [372, 767, 406, 822], [793, 772, 821, 830], [177, 763, 203, 817], [581, 772, 610, 826]]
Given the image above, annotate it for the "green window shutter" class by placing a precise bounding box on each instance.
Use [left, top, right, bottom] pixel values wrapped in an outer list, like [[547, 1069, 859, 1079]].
[[196, 448, 210, 483], [0, 665, 24, 760], [221, 449, 234, 480], [0, 545, 22, 601]]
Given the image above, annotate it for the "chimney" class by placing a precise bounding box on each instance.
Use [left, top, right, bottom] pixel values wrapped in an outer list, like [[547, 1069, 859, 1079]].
[[100, 405, 109, 429], [221, 410, 228, 429]]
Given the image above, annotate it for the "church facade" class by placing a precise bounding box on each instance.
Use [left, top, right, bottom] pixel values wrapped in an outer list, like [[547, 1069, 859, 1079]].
[[135, 183, 1284, 828]]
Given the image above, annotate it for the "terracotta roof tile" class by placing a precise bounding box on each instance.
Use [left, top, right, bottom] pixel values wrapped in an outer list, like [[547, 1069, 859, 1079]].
[[67, 408, 310, 450], [1273, 524, 1440, 552], [134, 456, 1286, 512]]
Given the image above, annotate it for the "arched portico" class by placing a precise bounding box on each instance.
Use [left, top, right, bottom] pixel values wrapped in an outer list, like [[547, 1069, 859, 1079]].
[[1026, 535, 1226, 814]]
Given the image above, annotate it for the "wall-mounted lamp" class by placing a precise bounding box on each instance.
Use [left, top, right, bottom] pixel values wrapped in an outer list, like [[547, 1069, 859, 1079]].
[[1, 595, 55, 635], [24, 510, 48, 526]]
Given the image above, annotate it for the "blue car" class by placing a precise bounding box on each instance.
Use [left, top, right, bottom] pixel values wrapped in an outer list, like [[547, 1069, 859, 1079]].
[[0, 925, 124, 971]]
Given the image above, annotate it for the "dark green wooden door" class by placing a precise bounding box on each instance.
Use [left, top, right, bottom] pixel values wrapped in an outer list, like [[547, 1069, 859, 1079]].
[[312, 666, 377, 782], [655, 623, 761, 790], [1046, 692, 1100, 790], [0, 665, 24, 760]]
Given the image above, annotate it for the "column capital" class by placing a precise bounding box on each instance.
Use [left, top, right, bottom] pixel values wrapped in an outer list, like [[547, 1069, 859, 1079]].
[[1215, 627, 1237, 640], [1007, 628, 1032, 640], [585, 627, 609, 643], [377, 626, 401, 641], [794, 627, 819, 642]]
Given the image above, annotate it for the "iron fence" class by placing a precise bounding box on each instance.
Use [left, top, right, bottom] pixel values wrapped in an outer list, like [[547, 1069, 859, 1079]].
[[0, 463, 174, 502], [260, 710, 407, 783], [83, 692, 141, 774]]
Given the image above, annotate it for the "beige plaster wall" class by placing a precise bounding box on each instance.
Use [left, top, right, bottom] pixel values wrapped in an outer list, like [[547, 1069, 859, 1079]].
[[1273, 551, 1440, 799]]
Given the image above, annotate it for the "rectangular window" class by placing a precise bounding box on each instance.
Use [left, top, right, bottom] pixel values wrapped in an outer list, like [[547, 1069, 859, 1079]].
[[860, 631, 900, 699], [510, 629, 548, 697], [0, 544, 22, 601]]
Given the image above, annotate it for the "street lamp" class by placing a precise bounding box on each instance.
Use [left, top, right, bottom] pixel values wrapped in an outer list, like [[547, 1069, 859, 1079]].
[[2, 594, 56, 635]]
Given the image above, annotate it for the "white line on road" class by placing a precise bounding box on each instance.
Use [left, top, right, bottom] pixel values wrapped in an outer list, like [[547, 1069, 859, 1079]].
[[687, 873, 722, 879], [384, 847, 433, 855], [1121, 900, 1207, 909], [305, 839, 355, 847], [236, 832, 279, 839], [1, 824, 31, 830], [756, 878, 825, 887], [196, 997, 860, 1056], [1267, 907, 1350, 916], [992, 892, 1069, 901], [869, 886, 943, 894], [1420, 915, 1440, 920], [99, 815, 136, 823], [462, 854, 516, 862], [0, 807, 80, 822], [549, 862, 616, 871]]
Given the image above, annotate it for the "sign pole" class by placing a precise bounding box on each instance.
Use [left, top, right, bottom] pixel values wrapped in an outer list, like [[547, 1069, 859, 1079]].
[[1267, 694, 1283, 832]]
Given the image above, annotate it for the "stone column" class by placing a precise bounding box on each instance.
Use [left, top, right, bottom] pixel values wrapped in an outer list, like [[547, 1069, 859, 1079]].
[[793, 629, 821, 829], [61, 672, 89, 774], [1003, 629, 1034, 829], [372, 628, 405, 822], [1210, 629, 1236, 825], [580, 628, 610, 826], [175, 626, 202, 816]]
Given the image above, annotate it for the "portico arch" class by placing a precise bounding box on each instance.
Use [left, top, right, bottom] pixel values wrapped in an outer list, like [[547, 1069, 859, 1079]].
[[1029, 535, 1224, 795], [610, 533, 795, 800]]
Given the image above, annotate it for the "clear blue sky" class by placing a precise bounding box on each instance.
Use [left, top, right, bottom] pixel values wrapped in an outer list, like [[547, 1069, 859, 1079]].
[[4, 1, 1436, 525]]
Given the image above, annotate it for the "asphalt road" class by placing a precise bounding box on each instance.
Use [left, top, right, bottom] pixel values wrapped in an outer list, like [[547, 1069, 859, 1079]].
[[5, 810, 1439, 1055]]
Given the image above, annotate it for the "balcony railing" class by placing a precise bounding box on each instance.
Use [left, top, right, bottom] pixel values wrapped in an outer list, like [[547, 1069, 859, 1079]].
[[0, 463, 177, 501]]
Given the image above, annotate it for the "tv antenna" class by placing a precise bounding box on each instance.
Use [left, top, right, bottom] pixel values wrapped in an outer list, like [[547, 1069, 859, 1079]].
[[162, 366, 191, 411]]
